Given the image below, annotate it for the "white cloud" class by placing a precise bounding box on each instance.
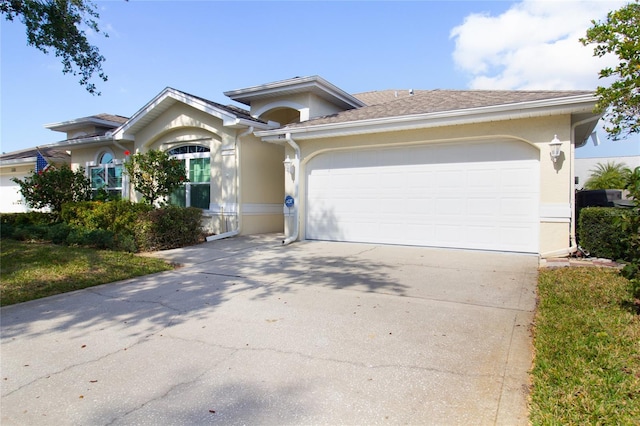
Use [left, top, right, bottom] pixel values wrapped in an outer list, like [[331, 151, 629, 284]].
[[450, 0, 627, 90]]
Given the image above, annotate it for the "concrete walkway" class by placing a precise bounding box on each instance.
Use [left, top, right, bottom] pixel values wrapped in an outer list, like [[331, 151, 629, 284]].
[[1, 235, 538, 425]]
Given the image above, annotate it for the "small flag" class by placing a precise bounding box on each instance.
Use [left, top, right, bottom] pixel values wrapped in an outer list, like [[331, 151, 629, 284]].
[[36, 150, 49, 174]]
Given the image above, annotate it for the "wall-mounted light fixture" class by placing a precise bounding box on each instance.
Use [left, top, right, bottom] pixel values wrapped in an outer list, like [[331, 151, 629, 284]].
[[549, 135, 562, 162], [283, 155, 295, 178]]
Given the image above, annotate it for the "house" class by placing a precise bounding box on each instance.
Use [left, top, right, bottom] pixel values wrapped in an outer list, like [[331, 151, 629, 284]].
[[0, 75, 601, 257]]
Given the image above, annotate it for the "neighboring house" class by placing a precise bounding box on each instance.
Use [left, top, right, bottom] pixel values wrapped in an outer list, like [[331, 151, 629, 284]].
[[575, 155, 640, 191], [0, 114, 126, 213], [0, 147, 71, 213], [0, 75, 602, 257]]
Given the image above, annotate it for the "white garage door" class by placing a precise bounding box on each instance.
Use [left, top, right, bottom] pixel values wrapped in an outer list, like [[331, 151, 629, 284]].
[[305, 140, 540, 253]]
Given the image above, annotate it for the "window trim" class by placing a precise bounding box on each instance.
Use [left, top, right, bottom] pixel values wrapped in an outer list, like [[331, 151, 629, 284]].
[[168, 145, 211, 210]]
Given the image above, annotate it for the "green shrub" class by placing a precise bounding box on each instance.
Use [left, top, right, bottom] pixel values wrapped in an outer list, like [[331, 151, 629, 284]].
[[0, 212, 58, 226], [47, 223, 72, 244], [10, 224, 50, 242], [1, 222, 14, 238], [11, 164, 92, 215], [577, 207, 629, 260], [135, 205, 203, 251], [61, 200, 152, 251], [66, 227, 115, 249]]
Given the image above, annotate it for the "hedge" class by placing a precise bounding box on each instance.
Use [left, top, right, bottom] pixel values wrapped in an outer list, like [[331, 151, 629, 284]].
[[577, 207, 629, 260], [61, 200, 153, 252], [3, 202, 204, 253], [135, 205, 203, 251]]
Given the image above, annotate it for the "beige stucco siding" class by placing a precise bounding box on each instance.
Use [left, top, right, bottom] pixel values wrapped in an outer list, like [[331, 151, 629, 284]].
[[284, 114, 576, 255], [134, 104, 235, 150], [71, 143, 133, 170], [251, 93, 349, 123], [114, 102, 284, 235], [239, 136, 284, 234]]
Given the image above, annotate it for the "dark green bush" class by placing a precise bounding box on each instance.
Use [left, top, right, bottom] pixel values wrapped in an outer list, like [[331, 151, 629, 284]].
[[1, 212, 60, 240], [135, 205, 203, 251], [61, 200, 152, 251], [10, 224, 51, 242], [3, 203, 204, 253], [47, 223, 72, 244], [0, 212, 58, 226], [578, 207, 629, 260], [66, 228, 115, 250]]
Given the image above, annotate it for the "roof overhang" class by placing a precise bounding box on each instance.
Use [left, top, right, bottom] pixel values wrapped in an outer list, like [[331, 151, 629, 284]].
[[256, 94, 599, 141], [224, 75, 366, 111], [44, 116, 124, 132], [112, 88, 271, 141], [33, 135, 116, 151]]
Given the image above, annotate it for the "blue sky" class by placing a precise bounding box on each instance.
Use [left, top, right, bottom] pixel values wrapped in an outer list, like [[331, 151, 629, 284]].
[[1, 0, 638, 158]]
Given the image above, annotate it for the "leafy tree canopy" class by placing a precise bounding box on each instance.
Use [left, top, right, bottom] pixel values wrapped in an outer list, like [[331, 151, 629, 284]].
[[581, 0, 640, 140], [1, 0, 108, 94], [584, 161, 631, 190], [11, 163, 92, 214], [124, 150, 188, 207]]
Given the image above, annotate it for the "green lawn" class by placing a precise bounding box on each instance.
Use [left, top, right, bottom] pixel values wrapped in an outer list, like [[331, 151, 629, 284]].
[[0, 239, 174, 306], [530, 267, 640, 424]]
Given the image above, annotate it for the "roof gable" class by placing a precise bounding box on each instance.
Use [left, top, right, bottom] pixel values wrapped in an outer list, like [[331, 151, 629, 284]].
[[113, 87, 268, 141], [224, 75, 366, 112]]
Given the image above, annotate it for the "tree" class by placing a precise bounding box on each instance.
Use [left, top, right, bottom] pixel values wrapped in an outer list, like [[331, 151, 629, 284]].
[[123, 150, 188, 206], [12, 164, 92, 214], [580, 1, 640, 140], [584, 161, 631, 190], [1, 0, 108, 95]]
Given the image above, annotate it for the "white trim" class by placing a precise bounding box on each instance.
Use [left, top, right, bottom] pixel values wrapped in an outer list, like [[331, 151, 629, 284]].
[[283, 206, 297, 216], [209, 203, 238, 214], [540, 203, 571, 223], [243, 203, 282, 216], [224, 75, 365, 109], [45, 117, 125, 132], [112, 88, 270, 141], [251, 100, 308, 120], [208, 203, 282, 216]]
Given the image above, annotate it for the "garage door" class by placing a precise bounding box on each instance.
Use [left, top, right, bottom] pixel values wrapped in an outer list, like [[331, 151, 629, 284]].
[[305, 140, 539, 253]]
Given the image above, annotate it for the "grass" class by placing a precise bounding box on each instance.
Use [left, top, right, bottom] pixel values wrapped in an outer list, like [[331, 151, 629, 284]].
[[530, 267, 640, 425], [0, 239, 174, 306]]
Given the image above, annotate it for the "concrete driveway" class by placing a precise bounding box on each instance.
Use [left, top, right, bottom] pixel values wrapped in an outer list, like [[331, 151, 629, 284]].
[[1, 235, 538, 425]]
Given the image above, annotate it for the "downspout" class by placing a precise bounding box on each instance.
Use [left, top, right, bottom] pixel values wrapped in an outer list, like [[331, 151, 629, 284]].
[[282, 132, 300, 245], [567, 115, 603, 255], [206, 126, 253, 242]]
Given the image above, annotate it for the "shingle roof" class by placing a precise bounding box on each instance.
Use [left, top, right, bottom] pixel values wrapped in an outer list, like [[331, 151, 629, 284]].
[[92, 113, 129, 124], [0, 146, 71, 162], [284, 89, 594, 129], [354, 90, 430, 105], [178, 90, 266, 124]]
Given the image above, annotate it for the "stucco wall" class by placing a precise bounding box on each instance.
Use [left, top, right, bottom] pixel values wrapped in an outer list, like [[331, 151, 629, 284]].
[[251, 92, 347, 123], [71, 143, 132, 171], [120, 102, 284, 235]]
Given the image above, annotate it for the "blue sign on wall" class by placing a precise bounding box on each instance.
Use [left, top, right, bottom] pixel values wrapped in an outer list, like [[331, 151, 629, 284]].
[[284, 195, 295, 208]]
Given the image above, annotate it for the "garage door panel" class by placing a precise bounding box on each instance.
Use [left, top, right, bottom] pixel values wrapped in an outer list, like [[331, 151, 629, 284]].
[[306, 141, 539, 253]]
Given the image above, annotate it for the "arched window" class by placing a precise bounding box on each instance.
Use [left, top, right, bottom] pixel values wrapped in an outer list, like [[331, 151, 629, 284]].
[[168, 145, 211, 209], [90, 151, 123, 199]]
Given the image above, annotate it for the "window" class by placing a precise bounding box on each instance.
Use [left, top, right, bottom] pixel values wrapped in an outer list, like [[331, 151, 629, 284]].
[[90, 151, 123, 199], [168, 145, 211, 209]]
